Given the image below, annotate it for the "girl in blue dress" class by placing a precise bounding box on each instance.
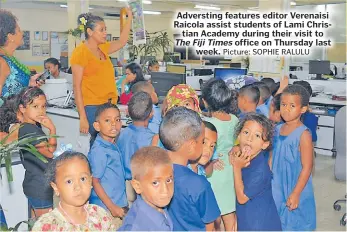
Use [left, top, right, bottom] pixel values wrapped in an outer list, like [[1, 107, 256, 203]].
[[230, 113, 281, 231], [271, 85, 316, 231]]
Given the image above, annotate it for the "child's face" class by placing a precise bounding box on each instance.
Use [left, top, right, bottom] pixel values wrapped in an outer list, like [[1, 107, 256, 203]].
[[188, 123, 205, 161], [179, 98, 197, 112], [149, 64, 159, 72], [238, 121, 270, 157], [280, 94, 307, 122], [132, 164, 174, 211], [51, 157, 92, 207], [199, 127, 217, 166], [93, 108, 122, 142], [20, 95, 47, 124], [269, 101, 281, 123]]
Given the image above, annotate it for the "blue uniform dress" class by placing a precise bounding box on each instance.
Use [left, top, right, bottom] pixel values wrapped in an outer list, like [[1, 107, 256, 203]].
[[187, 164, 206, 176], [302, 112, 318, 142], [168, 164, 220, 231], [117, 124, 155, 180], [148, 105, 162, 134], [256, 103, 270, 118], [88, 134, 128, 210], [236, 151, 281, 231], [0, 55, 30, 97], [272, 124, 316, 231], [118, 195, 173, 231]]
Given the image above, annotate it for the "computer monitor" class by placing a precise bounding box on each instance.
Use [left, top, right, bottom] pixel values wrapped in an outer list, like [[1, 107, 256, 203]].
[[309, 60, 331, 79], [166, 64, 186, 74], [60, 56, 68, 69], [140, 56, 156, 65], [230, 63, 242, 68], [150, 72, 186, 98], [110, 57, 118, 66], [214, 68, 248, 90]]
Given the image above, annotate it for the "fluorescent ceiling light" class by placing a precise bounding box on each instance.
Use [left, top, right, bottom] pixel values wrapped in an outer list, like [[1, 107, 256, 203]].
[[290, 1, 296, 6], [194, 5, 221, 11], [60, 4, 93, 10], [118, 0, 152, 4], [143, 10, 161, 15]]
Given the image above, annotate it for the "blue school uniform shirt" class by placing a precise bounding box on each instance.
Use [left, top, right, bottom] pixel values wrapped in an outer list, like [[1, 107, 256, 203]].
[[168, 164, 220, 231], [148, 105, 162, 134], [236, 151, 281, 231], [187, 164, 206, 176], [117, 124, 155, 180], [118, 195, 173, 231], [88, 134, 127, 209], [272, 124, 316, 231], [256, 103, 269, 118], [302, 112, 318, 142]]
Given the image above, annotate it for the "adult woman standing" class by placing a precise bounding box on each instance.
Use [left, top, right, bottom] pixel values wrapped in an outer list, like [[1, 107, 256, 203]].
[[0, 10, 42, 98], [71, 8, 132, 134]]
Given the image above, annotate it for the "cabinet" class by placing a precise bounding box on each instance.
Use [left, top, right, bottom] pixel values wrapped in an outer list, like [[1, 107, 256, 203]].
[[314, 113, 336, 156]]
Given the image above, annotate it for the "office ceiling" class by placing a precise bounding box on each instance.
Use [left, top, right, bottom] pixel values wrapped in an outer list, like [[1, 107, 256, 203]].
[[2, 0, 346, 13]]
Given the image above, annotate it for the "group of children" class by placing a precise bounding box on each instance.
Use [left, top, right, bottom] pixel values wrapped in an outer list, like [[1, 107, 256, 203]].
[[0, 72, 318, 231]]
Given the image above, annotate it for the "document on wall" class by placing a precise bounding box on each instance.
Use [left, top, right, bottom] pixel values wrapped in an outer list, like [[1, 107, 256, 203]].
[[128, 0, 146, 45]]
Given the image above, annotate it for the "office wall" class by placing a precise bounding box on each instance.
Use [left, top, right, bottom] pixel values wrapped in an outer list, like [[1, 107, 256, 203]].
[[5, 8, 174, 69]]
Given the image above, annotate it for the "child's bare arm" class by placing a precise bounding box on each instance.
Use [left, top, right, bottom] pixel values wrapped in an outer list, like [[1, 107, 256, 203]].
[[205, 222, 215, 231], [92, 177, 125, 218], [287, 130, 313, 210], [275, 76, 289, 95], [35, 142, 54, 159], [204, 161, 213, 177]]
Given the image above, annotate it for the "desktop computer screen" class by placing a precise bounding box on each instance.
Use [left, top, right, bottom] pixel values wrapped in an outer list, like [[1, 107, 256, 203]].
[[151, 72, 186, 100], [60, 56, 68, 69], [166, 64, 186, 74], [309, 60, 330, 79], [214, 68, 247, 90]]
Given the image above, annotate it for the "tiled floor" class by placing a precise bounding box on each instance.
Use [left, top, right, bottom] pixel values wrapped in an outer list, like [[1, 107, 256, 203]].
[[314, 155, 346, 231]]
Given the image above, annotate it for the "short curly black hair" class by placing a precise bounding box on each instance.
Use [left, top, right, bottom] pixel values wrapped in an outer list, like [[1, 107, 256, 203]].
[[0, 94, 20, 133], [235, 113, 274, 149], [282, 84, 310, 107], [201, 78, 238, 114], [45, 151, 91, 184], [0, 10, 17, 46]]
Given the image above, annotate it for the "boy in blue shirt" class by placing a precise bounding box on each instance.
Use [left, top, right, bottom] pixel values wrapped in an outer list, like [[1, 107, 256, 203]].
[[117, 92, 156, 204], [88, 103, 127, 224], [238, 84, 261, 119], [119, 146, 174, 231], [160, 107, 221, 231], [131, 81, 161, 134], [253, 82, 272, 118]]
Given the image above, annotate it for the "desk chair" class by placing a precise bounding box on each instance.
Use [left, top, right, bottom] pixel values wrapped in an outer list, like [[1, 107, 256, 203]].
[[333, 106, 346, 226]]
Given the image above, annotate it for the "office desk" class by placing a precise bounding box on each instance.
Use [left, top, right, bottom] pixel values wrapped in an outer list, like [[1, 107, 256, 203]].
[[310, 97, 346, 106]]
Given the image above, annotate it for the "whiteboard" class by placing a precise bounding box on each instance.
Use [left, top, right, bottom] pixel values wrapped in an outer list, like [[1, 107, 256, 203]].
[[50, 32, 68, 59]]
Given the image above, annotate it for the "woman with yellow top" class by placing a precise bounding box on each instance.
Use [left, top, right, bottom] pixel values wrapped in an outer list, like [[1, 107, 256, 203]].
[[70, 8, 132, 134]]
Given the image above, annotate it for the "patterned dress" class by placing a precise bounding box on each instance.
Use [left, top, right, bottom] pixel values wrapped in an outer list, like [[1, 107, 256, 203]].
[[31, 204, 118, 231], [0, 55, 30, 97]]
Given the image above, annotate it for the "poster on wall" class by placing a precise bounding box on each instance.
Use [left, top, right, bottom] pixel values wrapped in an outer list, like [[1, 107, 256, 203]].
[[42, 31, 48, 41], [34, 31, 41, 40], [128, 0, 146, 45], [106, 34, 112, 42], [50, 31, 68, 59], [32, 44, 41, 56], [41, 44, 50, 56], [17, 31, 30, 50]]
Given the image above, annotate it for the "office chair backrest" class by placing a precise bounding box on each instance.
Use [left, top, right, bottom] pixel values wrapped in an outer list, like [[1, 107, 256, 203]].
[[334, 106, 346, 181]]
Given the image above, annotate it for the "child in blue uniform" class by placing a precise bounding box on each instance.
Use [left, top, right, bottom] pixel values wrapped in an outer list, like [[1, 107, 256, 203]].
[[131, 81, 161, 134], [230, 113, 281, 231], [117, 92, 156, 205], [119, 146, 174, 231], [160, 107, 220, 231], [237, 84, 260, 120], [271, 85, 316, 231], [253, 82, 272, 118], [269, 93, 282, 124], [88, 103, 127, 226]]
